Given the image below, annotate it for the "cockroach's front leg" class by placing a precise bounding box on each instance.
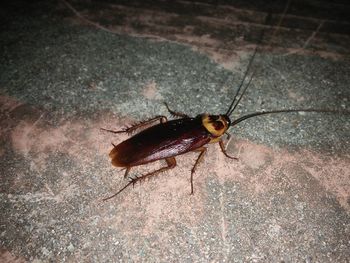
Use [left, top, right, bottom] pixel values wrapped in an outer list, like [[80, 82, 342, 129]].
[[219, 139, 238, 160], [190, 147, 207, 195], [101, 115, 168, 135], [164, 102, 189, 118], [102, 157, 177, 201]]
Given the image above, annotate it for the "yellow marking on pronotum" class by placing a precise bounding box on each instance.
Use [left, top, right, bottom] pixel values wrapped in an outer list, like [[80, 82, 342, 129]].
[[202, 114, 229, 137]]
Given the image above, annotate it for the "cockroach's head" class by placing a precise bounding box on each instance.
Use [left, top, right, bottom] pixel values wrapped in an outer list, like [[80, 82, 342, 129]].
[[202, 114, 231, 137]]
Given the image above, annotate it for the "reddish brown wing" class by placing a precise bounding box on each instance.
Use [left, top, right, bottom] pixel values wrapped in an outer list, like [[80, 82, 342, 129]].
[[109, 116, 211, 167]]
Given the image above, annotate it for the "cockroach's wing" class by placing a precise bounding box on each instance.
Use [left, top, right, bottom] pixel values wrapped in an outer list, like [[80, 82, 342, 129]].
[[109, 146, 119, 161], [110, 117, 211, 167]]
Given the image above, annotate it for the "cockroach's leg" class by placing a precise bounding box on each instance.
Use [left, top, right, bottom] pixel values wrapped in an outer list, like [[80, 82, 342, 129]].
[[164, 102, 189, 118], [219, 139, 238, 160], [224, 132, 233, 151], [101, 115, 168, 134], [102, 157, 176, 201], [123, 167, 131, 178], [135, 157, 177, 183], [101, 127, 124, 134], [190, 147, 207, 194]]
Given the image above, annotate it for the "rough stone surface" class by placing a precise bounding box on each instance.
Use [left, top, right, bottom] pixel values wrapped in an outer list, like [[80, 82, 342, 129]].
[[1, 0, 349, 262]]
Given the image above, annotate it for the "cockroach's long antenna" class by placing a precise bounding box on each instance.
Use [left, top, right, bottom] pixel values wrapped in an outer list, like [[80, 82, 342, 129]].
[[228, 71, 255, 116], [227, 0, 294, 117], [225, 47, 258, 115], [225, 12, 272, 116], [230, 109, 349, 127]]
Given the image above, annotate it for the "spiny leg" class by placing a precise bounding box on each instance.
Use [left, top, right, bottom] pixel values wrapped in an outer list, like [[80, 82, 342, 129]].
[[101, 115, 167, 134], [219, 139, 238, 160], [134, 157, 176, 183], [164, 102, 189, 118], [190, 147, 207, 195], [102, 157, 176, 201]]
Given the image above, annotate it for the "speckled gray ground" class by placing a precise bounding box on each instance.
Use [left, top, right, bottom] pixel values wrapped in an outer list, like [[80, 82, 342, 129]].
[[1, 0, 349, 262]]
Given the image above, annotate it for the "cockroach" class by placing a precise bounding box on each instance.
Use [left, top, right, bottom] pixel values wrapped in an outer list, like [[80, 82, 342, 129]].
[[101, 80, 348, 201], [101, 10, 349, 201]]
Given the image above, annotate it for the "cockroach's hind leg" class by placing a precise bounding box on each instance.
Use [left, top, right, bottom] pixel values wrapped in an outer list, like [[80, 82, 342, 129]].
[[101, 175, 139, 202], [101, 127, 126, 134], [126, 115, 168, 135], [164, 102, 189, 118], [219, 139, 238, 160], [127, 176, 138, 188], [101, 125, 135, 135], [102, 157, 177, 201], [190, 147, 207, 195], [135, 157, 176, 184], [102, 180, 135, 202], [101, 115, 168, 136]]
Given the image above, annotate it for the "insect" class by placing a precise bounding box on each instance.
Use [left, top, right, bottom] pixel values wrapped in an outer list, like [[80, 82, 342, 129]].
[[101, 77, 347, 201], [101, 9, 349, 201]]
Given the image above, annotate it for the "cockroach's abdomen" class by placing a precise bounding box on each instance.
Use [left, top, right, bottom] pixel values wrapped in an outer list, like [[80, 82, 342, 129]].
[[109, 146, 125, 167]]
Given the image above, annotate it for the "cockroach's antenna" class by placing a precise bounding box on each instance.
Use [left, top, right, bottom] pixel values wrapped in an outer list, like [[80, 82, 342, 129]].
[[225, 12, 273, 116], [228, 71, 255, 116], [225, 46, 258, 115], [226, 0, 293, 117], [230, 109, 350, 127]]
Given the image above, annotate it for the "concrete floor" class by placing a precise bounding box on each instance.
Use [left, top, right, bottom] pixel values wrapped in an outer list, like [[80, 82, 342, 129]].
[[1, 0, 349, 262]]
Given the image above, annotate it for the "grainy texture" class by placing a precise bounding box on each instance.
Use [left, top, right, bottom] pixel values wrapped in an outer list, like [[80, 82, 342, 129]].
[[0, 0, 349, 262]]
